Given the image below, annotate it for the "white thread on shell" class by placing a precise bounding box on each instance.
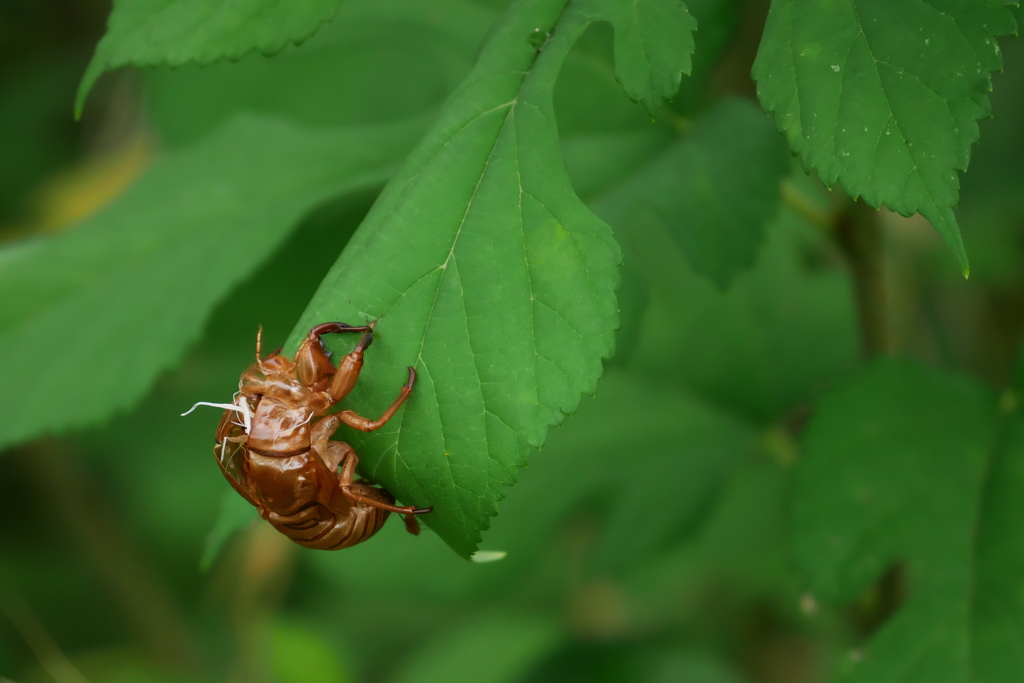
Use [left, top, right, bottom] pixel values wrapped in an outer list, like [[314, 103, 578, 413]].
[[182, 397, 253, 434]]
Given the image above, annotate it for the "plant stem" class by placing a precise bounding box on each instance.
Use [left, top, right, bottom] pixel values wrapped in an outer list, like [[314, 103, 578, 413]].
[[781, 179, 833, 231], [834, 200, 905, 637], [835, 201, 890, 358]]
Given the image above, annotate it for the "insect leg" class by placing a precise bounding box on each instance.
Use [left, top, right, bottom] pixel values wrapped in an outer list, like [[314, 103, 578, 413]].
[[308, 322, 373, 338], [318, 440, 351, 474], [327, 329, 375, 401], [336, 367, 416, 431], [296, 323, 371, 387], [401, 515, 422, 535], [335, 446, 432, 516], [340, 488, 432, 516]]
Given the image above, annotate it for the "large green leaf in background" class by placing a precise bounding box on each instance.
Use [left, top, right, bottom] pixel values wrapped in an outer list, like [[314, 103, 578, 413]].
[[795, 357, 1024, 681], [271, 621, 351, 683], [615, 198, 857, 424], [287, 0, 696, 557], [304, 371, 752, 599], [580, 373, 752, 574], [76, 0, 343, 114], [144, 0, 496, 147], [753, 0, 1017, 275], [1, 0, 493, 453], [0, 115, 422, 451], [593, 97, 790, 287], [390, 613, 561, 683]]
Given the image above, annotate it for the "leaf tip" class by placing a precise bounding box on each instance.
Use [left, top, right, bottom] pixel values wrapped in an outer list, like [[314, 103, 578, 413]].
[[73, 85, 88, 121], [74, 58, 104, 120], [471, 550, 507, 563]]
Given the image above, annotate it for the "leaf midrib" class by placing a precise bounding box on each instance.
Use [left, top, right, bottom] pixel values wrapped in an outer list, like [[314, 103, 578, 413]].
[[377, 0, 585, 539], [832, 0, 965, 210]]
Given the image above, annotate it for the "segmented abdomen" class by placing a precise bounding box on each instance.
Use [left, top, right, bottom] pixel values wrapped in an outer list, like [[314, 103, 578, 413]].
[[266, 498, 389, 550]]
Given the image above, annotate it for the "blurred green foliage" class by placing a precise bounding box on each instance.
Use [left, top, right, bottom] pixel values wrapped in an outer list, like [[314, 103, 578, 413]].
[[2, 1, 1024, 682]]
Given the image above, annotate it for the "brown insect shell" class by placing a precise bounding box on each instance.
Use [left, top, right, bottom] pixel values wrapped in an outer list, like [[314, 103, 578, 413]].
[[235, 351, 336, 515], [213, 410, 257, 507]]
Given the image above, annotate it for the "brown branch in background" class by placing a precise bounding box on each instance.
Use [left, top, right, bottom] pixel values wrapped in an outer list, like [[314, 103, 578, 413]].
[[836, 201, 891, 358], [2, 592, 91, 683], [227, 524, 295, 683], [23, 441, 201, 673]]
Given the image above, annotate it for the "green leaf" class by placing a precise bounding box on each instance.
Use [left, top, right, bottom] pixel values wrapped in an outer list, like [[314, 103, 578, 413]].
[[795, 357, 1024, 681], [390, 613, 561, 683], [143, 0, 496, 147], [555, 18, 679, 199], [653, 457, 795, 594], [752, 0, 1018, 275], [72, 198, 371, 573], [287, 0, 696, 557], [77, 0, 343, 115], [594, 98, 791, 286], [973, 418, 1024, 681], [0, 114, 423, 451], [304, 370, 751, 598], [271, 621, 351, 683], [955, 35, 1024, 286], [200, 491, 256, 571], [586, 375, 753, 573], [672, 0, 739, 111], [562, 128, 677, 201], [483, 370, 753, 574], [580, 0, 697, 113], [618, 197, 858, 424], [645, 654, 747, 683]]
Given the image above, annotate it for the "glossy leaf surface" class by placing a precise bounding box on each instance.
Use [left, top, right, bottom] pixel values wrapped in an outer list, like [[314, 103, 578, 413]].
[[287, 0, 696, 556], [753, 0, 1017, 274]]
